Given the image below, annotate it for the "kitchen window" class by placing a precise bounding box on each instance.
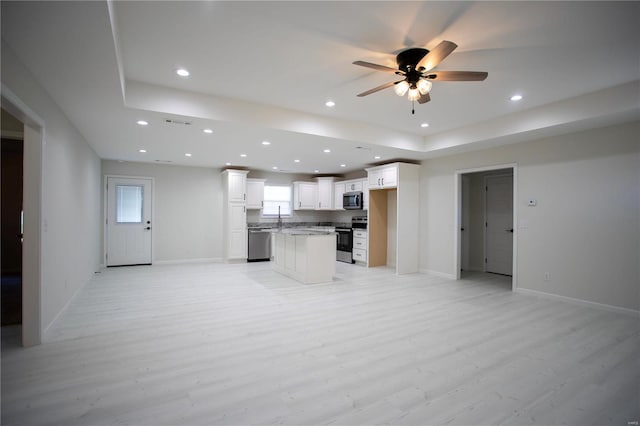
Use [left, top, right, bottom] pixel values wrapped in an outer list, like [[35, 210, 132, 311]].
[[262, 185, 292, 217]]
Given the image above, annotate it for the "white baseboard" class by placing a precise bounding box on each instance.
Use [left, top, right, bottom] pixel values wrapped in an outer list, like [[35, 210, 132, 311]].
[[419, 269, 456, 280], [153, 257, 222, 265], [516, 287, 640, 317]]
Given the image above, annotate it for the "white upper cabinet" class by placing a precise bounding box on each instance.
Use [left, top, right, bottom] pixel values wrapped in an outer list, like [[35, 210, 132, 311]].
[[344, 180, 363, 192], [246, 178, 265, 209], [226, 170, 247, 202], [293, 181, 317, 210], [315, 177, 334, 210], [368, 164, 398, 189], [334, 182, 345, 210]]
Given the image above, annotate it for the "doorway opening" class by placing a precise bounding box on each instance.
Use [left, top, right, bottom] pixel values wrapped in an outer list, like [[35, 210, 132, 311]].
[[455, 165, 517, 290], [1, 109, 24, 326], [2, 88, 44, 347]]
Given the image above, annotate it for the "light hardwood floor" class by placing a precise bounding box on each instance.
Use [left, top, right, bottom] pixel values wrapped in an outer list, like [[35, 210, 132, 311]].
[[1, 262, 638, 426]]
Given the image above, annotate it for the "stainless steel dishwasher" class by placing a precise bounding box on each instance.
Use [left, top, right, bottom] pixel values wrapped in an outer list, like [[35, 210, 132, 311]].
[[247, 229, 272, 262]]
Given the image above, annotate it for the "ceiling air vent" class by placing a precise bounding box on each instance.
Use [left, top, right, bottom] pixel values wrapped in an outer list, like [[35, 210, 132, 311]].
[[164, 119, 192, 126]]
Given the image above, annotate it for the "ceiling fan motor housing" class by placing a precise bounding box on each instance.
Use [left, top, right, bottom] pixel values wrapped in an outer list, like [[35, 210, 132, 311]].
[[396, 47, 429, 71]]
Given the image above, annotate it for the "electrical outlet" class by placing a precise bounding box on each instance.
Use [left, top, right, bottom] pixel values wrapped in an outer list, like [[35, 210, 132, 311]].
[[544, 272, 551, 282]]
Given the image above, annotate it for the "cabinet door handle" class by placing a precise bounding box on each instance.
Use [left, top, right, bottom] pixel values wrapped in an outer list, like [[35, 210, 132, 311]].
[[381, 178, 384, 186], [244, 193, 246, 200], [299, 201, 301, 208]]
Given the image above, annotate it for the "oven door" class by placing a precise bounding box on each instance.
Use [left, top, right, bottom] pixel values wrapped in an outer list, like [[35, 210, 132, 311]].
[[336, 228, 353, 252]]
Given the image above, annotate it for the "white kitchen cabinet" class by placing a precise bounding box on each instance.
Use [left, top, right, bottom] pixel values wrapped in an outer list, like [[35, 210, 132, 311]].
[[315, 177, 334, 210], [365, 163, 420, 274], [353, 229, 368, 263], [227, 170, 247, 202], [368, 164, 398, 189], [362, 178, 369, 210], [293, 181, 317, 210], [246, 178, 265, 209], [334, 182, 345, 210], [221, 169, 249, 261], [227, 203, 247, 258], [343, 180, 363, 192]]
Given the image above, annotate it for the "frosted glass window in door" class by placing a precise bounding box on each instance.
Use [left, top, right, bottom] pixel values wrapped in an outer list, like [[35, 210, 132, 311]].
[[115, 185, 143, 223]]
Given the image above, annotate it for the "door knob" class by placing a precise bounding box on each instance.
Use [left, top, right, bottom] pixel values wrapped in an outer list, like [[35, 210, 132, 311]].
[[505, 229, 513, 233], [145, 227, 151, 230], [146, 220, 151, 224]]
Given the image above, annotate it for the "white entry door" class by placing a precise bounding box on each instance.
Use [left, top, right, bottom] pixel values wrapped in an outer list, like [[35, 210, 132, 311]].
[[106, 177, 153, 266], [485, 175, 513, 275]]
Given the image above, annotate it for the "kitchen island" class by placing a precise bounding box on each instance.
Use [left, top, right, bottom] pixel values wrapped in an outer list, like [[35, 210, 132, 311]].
[[272, 229, 336, 284]]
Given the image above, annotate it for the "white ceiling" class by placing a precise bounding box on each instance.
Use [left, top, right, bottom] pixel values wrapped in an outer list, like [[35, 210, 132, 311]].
[[2, 1, 639, 174]]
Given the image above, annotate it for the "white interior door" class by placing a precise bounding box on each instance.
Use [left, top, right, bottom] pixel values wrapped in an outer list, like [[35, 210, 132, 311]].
[[106, 177, 152, 266], [485, 175, 513, 275]]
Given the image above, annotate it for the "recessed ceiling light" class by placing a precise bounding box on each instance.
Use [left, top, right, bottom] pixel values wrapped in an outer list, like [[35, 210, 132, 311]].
[[136, 120, 148, 126], [374, 155, 381, 160], [294, 159, 300, 163], [176, 68, 190, 77], [185, 153, 192, 157], [272, 166, 279, 170], [240, 154, 247, 157], [203, 128, 213, 134], [138, 149, 147, 153], [323, 149, 331, 153], [510, 94, 523, 101], [325, 100, 335, 107], [340, 164, 346, 168], [420, 123, 429, 128], [262, 141, 271, 145], [314, 170, 319, 173], [225, 162, 231, 166]]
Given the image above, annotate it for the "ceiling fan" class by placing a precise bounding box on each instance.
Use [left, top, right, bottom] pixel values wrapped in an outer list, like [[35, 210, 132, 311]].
[[353, 40, 487, 113]]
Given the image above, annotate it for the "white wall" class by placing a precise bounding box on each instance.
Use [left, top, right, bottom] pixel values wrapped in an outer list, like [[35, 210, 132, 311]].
[[102, 161, 222, 263], [420, 121, 640, 311], [2, 42, 102, 338]]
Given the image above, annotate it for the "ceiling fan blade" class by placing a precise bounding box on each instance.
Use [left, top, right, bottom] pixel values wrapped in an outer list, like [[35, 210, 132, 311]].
[[357, 80, 401, 97], [416, 40, 458, 72], [424, 71, 488, 81], [353, 60, 401, 74], [417, 92, 431, 104]]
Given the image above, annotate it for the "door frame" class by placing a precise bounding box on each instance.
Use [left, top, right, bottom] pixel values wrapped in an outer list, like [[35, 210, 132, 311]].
[[484, 173, 514, 275], [103, 175, 155, 267], [2, 84, 44, 346], [454, 163, 518, 291]]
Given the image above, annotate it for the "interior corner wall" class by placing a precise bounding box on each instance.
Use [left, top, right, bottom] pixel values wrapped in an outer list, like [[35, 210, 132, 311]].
[[101, 160, 223, 262], [1, 42, 102, 336], [420, 121, 640, 311]]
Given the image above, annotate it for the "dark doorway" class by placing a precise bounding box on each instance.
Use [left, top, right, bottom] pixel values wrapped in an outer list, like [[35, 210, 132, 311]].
[[1, 137, 24, 325]]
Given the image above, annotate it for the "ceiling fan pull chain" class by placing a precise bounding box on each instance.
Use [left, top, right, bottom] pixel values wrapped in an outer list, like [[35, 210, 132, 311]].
[[412, 100, 415, 115]]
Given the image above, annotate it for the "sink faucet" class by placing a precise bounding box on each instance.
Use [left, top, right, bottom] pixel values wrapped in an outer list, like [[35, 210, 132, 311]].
[[277, 205, 282, 229]]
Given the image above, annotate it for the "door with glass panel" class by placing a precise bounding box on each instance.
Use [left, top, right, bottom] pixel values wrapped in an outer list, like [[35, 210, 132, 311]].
[[106, 177, 153, 266]]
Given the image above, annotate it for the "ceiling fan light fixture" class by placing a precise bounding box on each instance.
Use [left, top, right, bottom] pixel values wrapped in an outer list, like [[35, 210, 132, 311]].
[[394, 81, 410, 96], [407, 87, 420, 101], [417, 79, 432, 95]]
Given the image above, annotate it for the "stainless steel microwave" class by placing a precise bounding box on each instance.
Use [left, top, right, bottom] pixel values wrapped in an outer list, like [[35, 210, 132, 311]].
[[343, 191, 363, 210]]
